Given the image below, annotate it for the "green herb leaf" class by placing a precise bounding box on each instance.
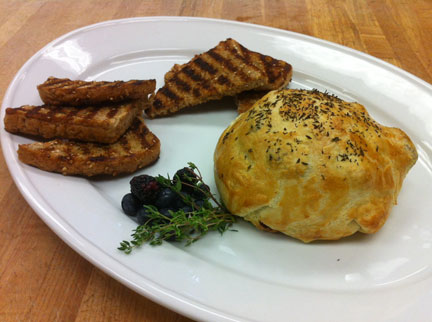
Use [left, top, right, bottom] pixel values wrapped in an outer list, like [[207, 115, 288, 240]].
[[118, 164, 236, 254], [173, 175, 182, 192], [187, 162, 197, 170]]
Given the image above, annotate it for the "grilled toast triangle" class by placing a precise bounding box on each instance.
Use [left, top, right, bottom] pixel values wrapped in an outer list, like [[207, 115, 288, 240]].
[[4, 100, 145, 144], [234, 90, 270, 114], [37, 77, 156, 106], [145, 38, 292, 118], [17, 116, 160, 177]]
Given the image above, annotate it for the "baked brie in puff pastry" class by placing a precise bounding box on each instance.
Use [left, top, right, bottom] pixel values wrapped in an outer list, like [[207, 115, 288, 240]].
[[214, 89, 417, 242]]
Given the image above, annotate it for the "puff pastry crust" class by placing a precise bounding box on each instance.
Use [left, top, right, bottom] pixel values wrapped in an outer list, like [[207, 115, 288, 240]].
[[214, 89, 417, 242]]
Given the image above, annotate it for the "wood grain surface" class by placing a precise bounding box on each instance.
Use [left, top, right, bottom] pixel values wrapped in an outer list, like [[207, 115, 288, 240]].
[[1, 1, 431, 321]]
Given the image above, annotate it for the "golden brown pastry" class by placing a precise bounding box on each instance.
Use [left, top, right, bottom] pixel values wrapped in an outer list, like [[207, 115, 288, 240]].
[[214, 89, 417, 242]]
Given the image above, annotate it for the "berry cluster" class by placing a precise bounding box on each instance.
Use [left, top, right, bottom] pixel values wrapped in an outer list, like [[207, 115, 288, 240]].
[[121, 167, 210, 225], [118, 163, 237, 252]]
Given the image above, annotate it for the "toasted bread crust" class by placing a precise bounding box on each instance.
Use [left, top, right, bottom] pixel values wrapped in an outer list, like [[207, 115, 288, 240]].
[[17, 117, 160, 176], [145, 38, 292, 118], [37, 77, 156, 106], [235, 90, 271, 114], [4, 100, 145, 143]]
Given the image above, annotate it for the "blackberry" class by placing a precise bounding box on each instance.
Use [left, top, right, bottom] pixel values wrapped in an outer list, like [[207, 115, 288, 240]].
[[173, 167, 198, 192], [192, 183, 210, 200], [130, 175, 160, 204]]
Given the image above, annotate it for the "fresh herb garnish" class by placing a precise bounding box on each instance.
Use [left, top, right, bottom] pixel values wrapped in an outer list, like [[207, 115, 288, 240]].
[[118, 162, 236, 254]]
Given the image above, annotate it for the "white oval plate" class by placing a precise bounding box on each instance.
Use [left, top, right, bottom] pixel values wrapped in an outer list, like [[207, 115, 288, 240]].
[[2, 17, 432, 322]]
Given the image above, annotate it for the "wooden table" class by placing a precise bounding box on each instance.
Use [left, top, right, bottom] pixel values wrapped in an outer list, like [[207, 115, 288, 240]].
[[1, 1, 431, 321]]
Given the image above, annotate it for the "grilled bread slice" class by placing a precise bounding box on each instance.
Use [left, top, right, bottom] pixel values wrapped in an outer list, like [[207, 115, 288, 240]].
[[37, 77, 156, 106], [145, 38, 292, 118], [17, 117, 160, 177], [4, 100, 145, 144], [235, 90, 270, 114]]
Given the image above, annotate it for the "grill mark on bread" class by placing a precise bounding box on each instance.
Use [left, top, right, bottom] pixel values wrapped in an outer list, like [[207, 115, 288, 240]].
[[119, 133, 132, 153], [118, 132, 130, 147], [160, 87, 180, 101], [190, 42, 252, 88], [106, 107, 119, 119], [16, 117, 160, 176], [217, 75, 231, 86], [4, 101, 141, 143], [45, 108, 58, 121], [207, 49, 237, 72], [140, 128, 153, 148], [146, 38, 292, 118], [208, 49, 249, 83], [172, 75, 192, 93], [259, 54, 276, 84], [26, 106, 43, 117], [84, 107, 99, 121], [78, 144, 90, 155], [153, 99, 163, 110], [193, 81, 211, 98], [38, 77, 156, 106], [89, 155, 107, 162], [229, 43, 249, 64], [155, 86, 183, 109], [193, 57, 217, 75], [176, 66, 207, 99], [223, 45, 256, 83], [74, 107, 97, 122], [181, 66, 203, 82], [191, 88, 199, 97], [237, 42, 252, 64], [64, 108, 80, 121]]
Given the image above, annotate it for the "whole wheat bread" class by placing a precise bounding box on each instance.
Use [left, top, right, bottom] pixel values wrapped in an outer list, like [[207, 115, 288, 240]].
[[17, 116, 160, 176], [38, 77, 155, 106], [145, 38, 292, 118]]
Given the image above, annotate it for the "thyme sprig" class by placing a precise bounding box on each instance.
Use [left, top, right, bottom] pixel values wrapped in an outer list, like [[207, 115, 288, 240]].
[[118, 163, 236, 254]]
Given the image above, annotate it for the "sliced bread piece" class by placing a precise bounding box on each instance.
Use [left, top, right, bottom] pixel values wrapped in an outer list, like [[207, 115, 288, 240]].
[[37, 77, 156, 106], [4, 100, 145, 144], [17, 116, 160, 177], [145, 38, 292, 118]]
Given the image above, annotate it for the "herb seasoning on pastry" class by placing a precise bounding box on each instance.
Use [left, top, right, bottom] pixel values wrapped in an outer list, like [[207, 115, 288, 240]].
[[214, 89, 417, 242]]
